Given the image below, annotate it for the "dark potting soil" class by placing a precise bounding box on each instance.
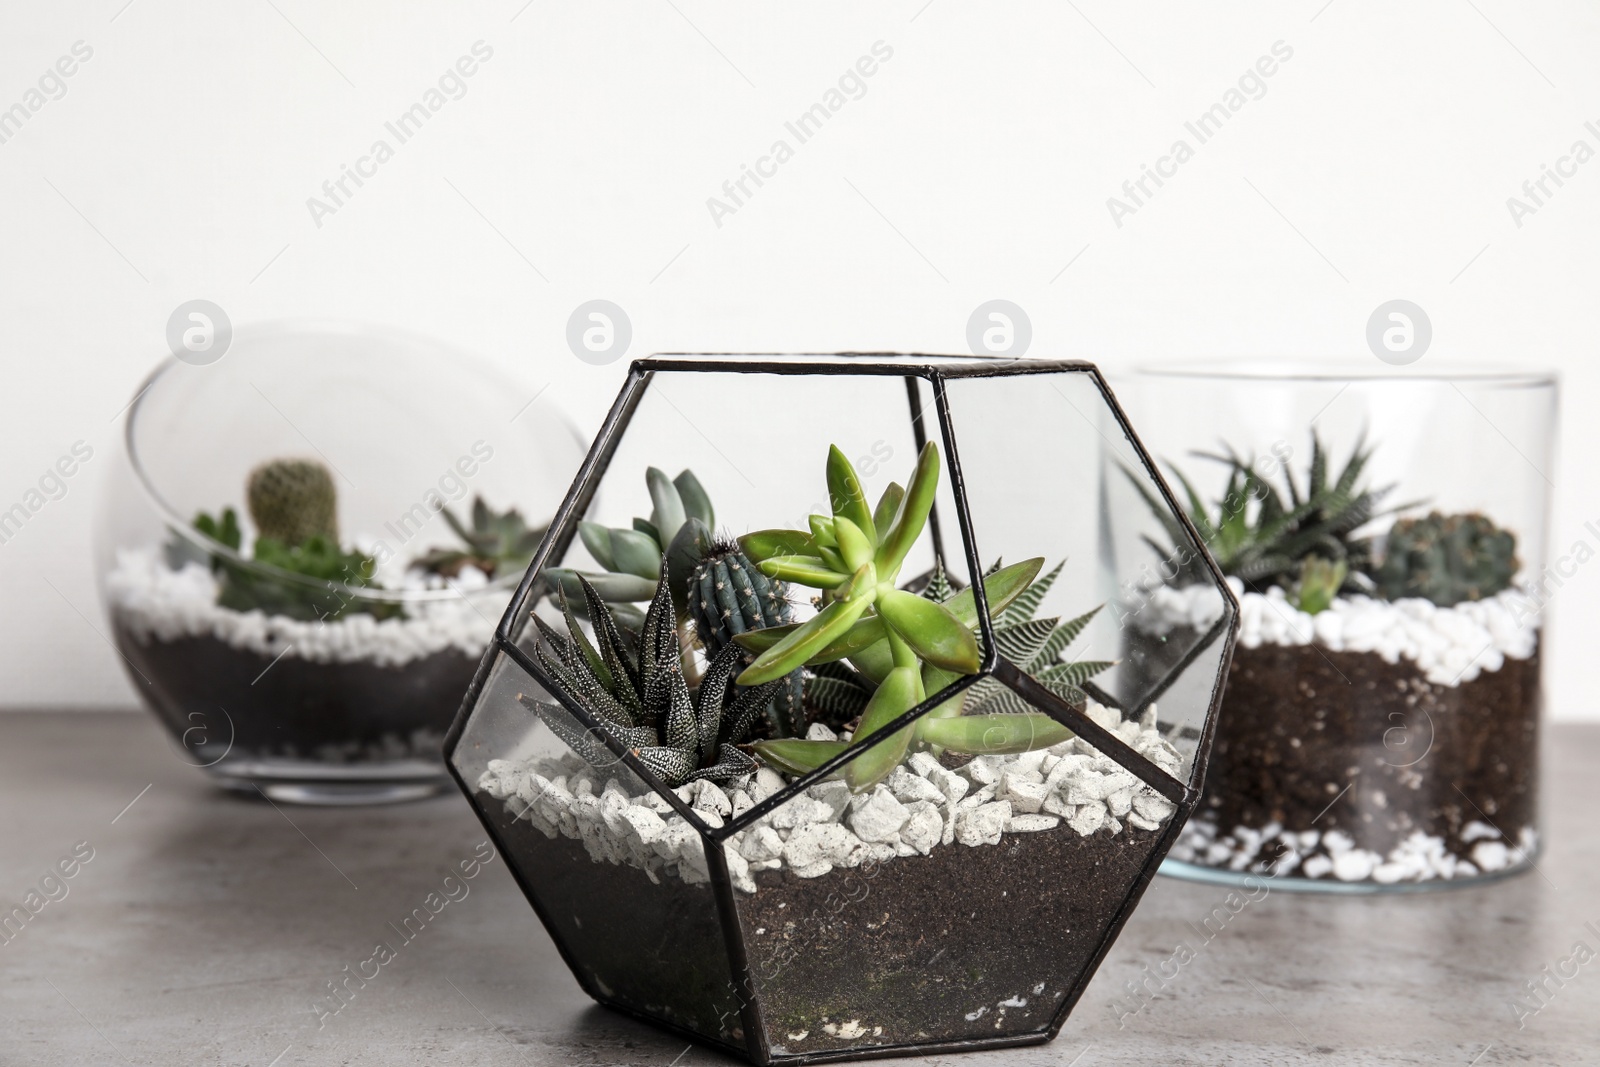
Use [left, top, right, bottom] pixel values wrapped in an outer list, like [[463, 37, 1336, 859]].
[[484, 798, 1165, 1057], [1198, 636, 1541, 872], [113, 616, 475, 763], [739, 822, 1163, 1055]]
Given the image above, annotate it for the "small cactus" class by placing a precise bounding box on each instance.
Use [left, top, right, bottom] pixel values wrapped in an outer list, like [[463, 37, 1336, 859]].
[[247, 459, 338, 547], [1371, 511, 1518, 607], [688, 539, 805, 737]]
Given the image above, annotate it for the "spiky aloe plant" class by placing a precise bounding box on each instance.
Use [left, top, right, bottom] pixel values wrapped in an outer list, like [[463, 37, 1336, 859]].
[[415, 496, 547, 579], [547, 467, 715, 629], [1131, 432, 1409, 613], [523, 561, 782, 787], [748, 559, 1112, 785]]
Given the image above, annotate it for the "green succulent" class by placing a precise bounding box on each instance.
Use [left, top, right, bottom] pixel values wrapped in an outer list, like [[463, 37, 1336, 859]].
[[184, 506, 398, 622], [1370, 511, 1518, 607], [749, 558, 1111, 788], [727, 442, 985, 788], [1290, 556, 1347, 615], [415, 496, 548, 579], [547, 467, 716, 630], [246, 458, 338, 547], [523, 562, 782, 787], [1133, 432, 1408, 611]]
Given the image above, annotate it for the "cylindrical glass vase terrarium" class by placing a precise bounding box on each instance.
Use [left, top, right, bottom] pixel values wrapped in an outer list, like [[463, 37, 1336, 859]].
[[1126, 361, 1556, 892], [95, 321, 585, 804]]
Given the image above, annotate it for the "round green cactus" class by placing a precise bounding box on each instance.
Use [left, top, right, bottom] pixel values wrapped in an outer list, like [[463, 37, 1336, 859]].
[[246, 458, 338, 547], [1372, 511, 1519, 607]]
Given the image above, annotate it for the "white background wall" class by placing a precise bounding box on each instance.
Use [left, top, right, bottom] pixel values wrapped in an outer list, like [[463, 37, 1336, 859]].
[[1, 1, 1595, 718]]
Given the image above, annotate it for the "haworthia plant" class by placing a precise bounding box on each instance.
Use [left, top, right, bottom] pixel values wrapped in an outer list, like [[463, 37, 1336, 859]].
[[522, 560, 782, 787]]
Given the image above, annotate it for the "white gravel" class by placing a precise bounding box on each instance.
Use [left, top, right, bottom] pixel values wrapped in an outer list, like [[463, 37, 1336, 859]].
[[478, 700, 1182, 894], [106, 546, 503, 667], [1169, 817, 1538, 884], [1138, 577, 1539, 686]]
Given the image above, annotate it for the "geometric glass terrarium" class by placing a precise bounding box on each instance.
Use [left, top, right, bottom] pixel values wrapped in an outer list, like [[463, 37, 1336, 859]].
[[446, 354, 1238, 1062]]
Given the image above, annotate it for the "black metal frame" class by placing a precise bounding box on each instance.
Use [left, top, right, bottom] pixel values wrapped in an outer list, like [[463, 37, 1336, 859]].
[[444, 353, 1239, 1066]]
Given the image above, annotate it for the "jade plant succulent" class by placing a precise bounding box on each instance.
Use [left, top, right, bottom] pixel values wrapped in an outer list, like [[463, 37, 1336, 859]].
[[748, 557, 1111, 789], [523, 562, 782, 786], [416, 496, 548, 579], [1371, 510, 1518, 607], [1134, 432, 1408, 613], [723, 442, 1109, 790]]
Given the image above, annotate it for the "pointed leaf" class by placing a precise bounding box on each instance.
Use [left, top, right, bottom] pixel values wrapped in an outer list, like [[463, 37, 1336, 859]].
[[752, 738, 848, 777], [913, 712, 1072, 754], [741, 528, 819, 562], [739, 596, 869, 685], [758, 555, 849, 588], [872, 482, 904, 541], [941, 558, 1044, 629], [832, 515, 875, 571], [877, 588, 981, 675], [673, 469, 714, 530], [578, 522, 615, 571], [844, 664, 922, 791], [876, 441, 939, 576], [609, 528, 664, 580], [826, 445, 877, 546], [999, 559, 1062, 625]]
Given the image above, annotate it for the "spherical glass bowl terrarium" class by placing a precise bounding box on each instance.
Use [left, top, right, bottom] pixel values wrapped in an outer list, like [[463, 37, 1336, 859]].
[[1126, 361, 1556, 892], [448, 354, 1238, 1063], [96, 321, 585, 804]]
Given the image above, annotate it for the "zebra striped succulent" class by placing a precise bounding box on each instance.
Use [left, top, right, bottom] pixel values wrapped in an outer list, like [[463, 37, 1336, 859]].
[[522, 561, 782, 787]]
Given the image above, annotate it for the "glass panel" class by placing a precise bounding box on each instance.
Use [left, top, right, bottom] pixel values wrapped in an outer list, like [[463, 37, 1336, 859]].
[[452, 649, 745, 1046], [940, 371, 1233, 787], [726, 695, 1175, 1056]]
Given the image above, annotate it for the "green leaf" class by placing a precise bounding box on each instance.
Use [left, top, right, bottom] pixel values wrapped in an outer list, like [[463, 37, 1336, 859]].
[[872, 482, 904, 541], [757, 555, 849, 588], [752, 738, 848, 777], [832, 515, 875, 572], [844, 664, 923, 791], [877, 588, 981, 675], [875, 441, 939, 577], [826, 444, 877, 547], [999, 559, 1062, 625], [578, 522, 615, 571], [732, 614, 887, 662], [739, 596, 869, 685], [941, 558, 1044, 628], [608, 528, 664, 580], [630, 516, 661, 549], [740, 528, 818, 562], [807, 673, 873, 722], [673, 470, 714, 530], [548, 568, 658, 603], [809, 514, 837, 549], [913, 712, 1072, 754], [664, 517, 712, 615], [645, 467, 686, 544]]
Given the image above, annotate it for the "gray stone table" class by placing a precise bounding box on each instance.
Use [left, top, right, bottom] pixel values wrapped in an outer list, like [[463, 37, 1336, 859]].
[[2, 712, 1597, 1066]]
